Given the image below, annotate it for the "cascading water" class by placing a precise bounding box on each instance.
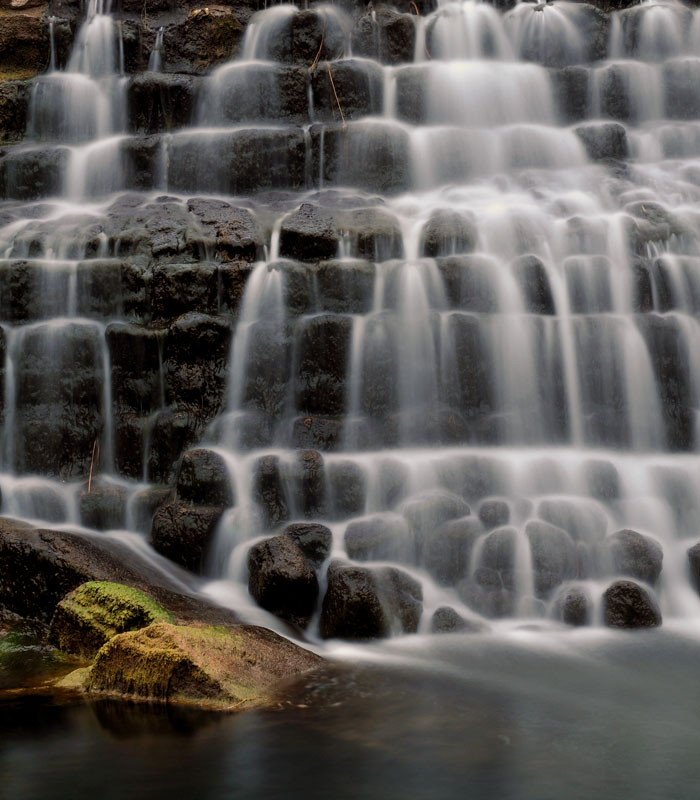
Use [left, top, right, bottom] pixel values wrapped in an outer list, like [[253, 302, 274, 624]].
[[4, 0, 700, 645]]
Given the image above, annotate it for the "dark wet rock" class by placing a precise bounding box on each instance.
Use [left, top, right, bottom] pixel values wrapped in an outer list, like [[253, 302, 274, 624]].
[[327, 460, 366, 519], [77, 260, 148, 322], [127, 73, 201, 135], [351, 10, 416, 65], [311, 58, 384, 123], [554, 585, 592, 627], [113, 414, 147, 481], [106, 323, 162, 415], [13, 321, 105, 479], [0, 518, 237, 627], [0, 9, 49, 77], [478, 499, 510, 531], [510, 254, 555, 314], [537, 498, 607, 544], [151, 501, 225, 574], [282, 522, 332, 568], [283, 449, 326, 518], [163, 312, 232, 419], [0, 80, 31, 143], [458, 570, 515, 619], [247, 535, 319, 628], [0, 146, 69, 201], [430, 606, 485, 634], [422, 516, 482, 586], [420, 210, 477, 258], [582, 459, 621, 503], [605, 529, 663, 585], [319, 560, 422, 640], [129, 487, 172, 536], [253, 455, 289, 528], [603, 579, 662, 629], [664, 59, 700, 120], [526, 520, 578, 599], [314, 123, 411, 194], [149, 263, 221, 320], [295, 313, 352, 416], [553, 66, 590, 124], [339, 208, 404, 262], [79, 483, 128, 532], [176, 448, 234, 507], [437, 255, 499, 312], [262, 9, 347, 66], [687, 543, 700, 595], [436, 455, 513, 504], [344, 515, 414, 563], [186, 199, 263, 263], [575, 122, 629, 162], [279, 203, 340, 262], [147, 406, 201, 486], [480, 527, 517, 582], [401, 490, 471, 537], [218, 259, 256, 316], [290, 415, 343, 451]]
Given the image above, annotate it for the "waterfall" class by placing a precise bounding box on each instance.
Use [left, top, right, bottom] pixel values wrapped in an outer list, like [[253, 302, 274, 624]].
[[4, 0, 700, 641]]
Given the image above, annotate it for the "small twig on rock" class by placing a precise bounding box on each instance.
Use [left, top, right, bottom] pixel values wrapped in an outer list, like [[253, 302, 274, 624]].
[[327, 63, 346, 127], [88, 439, 98, 493], [309, 20, 327, 72]]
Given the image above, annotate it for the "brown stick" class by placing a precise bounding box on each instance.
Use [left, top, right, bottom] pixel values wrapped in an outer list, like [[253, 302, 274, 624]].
[[327, 63, 346, 128], [309, 20, 326, 72], [88, 439, 98, 493]]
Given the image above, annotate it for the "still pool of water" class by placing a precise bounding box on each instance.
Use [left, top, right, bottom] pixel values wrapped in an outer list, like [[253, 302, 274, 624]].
[[2, 628, 700, 800]]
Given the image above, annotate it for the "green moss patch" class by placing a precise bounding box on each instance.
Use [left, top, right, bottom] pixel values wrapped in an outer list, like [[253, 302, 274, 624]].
[[49, 581, 174, 659]]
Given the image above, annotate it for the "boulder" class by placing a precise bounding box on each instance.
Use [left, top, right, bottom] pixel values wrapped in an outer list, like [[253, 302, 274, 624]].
[[602, 580, 662, 628], [311, 59, 384, 123], [420, 210, 477, 258], [553, 585, 592, 627], [478, 499, 510, 531], [526, 520, 579, 598], [78, 483, 128, 531], [279, 203, 340, 262], [574, 122, 628, 162], [295, 313, 352, 416], [282, 522, 332, 567], [49, 580, 173, 659], [186, 198, 263, 263], [351, 10, 416, 65], [430, 606, 485, 634], [422, 516, 482, 586], [344, 514, 414, 563], [176, 448, 234, 507], [510, 254, 555, 314], [605, 529, 663, 585], [688, 542, 700, 595], [86, 619, 322, 709], [320, 560, 422, 640], [127, 73, 201, 135], [0, 79, 31, 143], [247, 535, 319, 627], [151, 501, 225, 573], [326, 459, 366, 518], [252, 455, 289, 528]]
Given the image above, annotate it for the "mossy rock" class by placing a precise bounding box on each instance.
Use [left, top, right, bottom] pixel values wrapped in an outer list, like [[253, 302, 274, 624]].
[[85, 620, 322, 710], [49, 581, 174, 659]]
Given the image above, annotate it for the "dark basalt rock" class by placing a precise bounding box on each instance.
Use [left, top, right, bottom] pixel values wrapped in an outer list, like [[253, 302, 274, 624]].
[[295, 313, 352, 416], [401, 490, 471, 536], [176, 448, 234, 507], [603, 579, 662, 628], [151, 501, 225, 574], [554, 66, 591, 124], [688, 542, 700, 595], [605, 528, 663, 585], [261, 9, 347, 66], [422, 516, 482, 586], [554, 585, 592, 627], [290, 415, 343, 451], [312, 58, 384, 123], [351, 10, 416, 65], [510, 254, 555, 315], [247, 535, 319, 627], [319, 560, 422, 640], [526, 520, 578, 599], [344, 514, 414, 563], [575, 122, 629, 162], [339, 208, 404, 262], [253, 455, 289, 528], [478, 499, 510, 531], [106, 323, 162, 415], [163, 312, 232, 419], [127, 73, 201, 135], [147, 406, 201, 485], [79, 482, 128, 531], [430, 606, 485, 634], [327, 460, 366, 519], [186, 199, 263, 263], [437, 255, 499, 312], [279, 203, 340, 262], [282, 522, 332, 567], [420, 210, 477, 258], [77, 259, 148, 322], [0, 80, 31, 144], [0, 146, 69, 201]]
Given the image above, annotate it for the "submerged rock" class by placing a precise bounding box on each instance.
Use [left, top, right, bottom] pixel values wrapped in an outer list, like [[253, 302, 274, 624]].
[[605, 529, 663, 585], [430, 606, 485, 634]]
